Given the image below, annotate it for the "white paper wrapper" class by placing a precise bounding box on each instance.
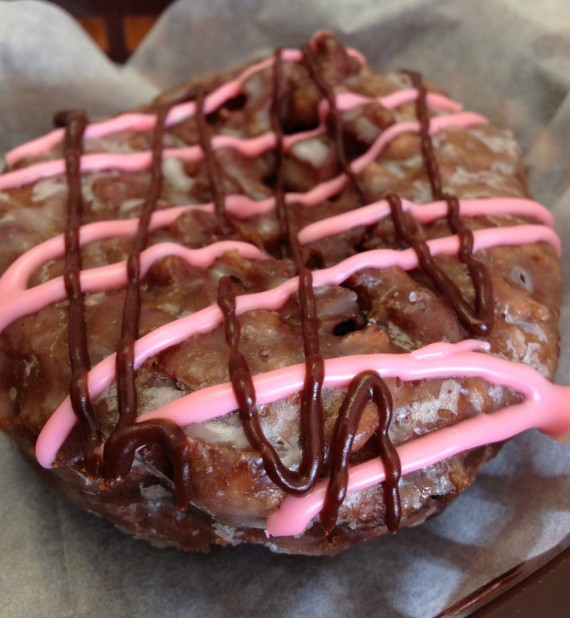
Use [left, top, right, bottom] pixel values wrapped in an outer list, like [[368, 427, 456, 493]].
[[0, 1, 569, 616]]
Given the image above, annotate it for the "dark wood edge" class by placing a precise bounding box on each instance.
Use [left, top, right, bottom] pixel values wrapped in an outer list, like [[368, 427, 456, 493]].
[[437, 535, 570, 617], [46, 1, 175, 18], [45, 0, 176, 62]]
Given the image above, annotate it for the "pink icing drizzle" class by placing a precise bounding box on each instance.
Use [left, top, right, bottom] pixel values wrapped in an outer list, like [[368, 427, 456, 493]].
[[5, 44, 461, 169], [265, 341, 570, 536], [0, 41, 565, 539], [0, 240, 265, 332], [0, 112, 485, 193], [1, 195, 552, 322], [32, 221, 559, 468], [299, 197, 554, 244], [5, 51, 302, 167]]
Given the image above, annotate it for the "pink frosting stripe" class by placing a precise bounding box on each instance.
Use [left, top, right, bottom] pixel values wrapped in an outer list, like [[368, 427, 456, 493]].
[[5, 48, 462, 169], [283, 112, 487, 209], [3, 49, 301, 166], [335, 89, 463, 113], [3, 41, 563, 541], [298, 197, 554, 244], [0, 204, 212, 296], [140, 341, 488, 426], [5, 127, 65, 166], [2, 196, 548, 305], [6, 196, 560, 328], [352, 113, 486, 173], [0, 110, 484, 192], [33, 222, 559, 468], [3, 90, 459, 169], [265, 347, 570, 536], [0, 240, 264, 333]]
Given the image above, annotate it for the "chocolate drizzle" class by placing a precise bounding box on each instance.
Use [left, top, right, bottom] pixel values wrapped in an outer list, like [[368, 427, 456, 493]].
[[445, 194, 494, 333], [104, 419, 193, 509], [387, 193, 493, 335], [60, 109, 101, 475], [405, 70, 445, 200], [217, 276, 324, 494], [404, 70, 494, 335], [102, 102, 192, 507], [323, 371, 401, 534], [59, 102, 193, 506], [302, 44, 366, 204], [269, 48, 291, 259], [195, 87, 226, 218], [113, 104, 170, 430], [217, 48, 327, 496], [109, 100, 166, 431], [214, 44, 401, 532], [269, 48, 327, 497], [299, 46, 402, 530], [56, 40, 502, 535]]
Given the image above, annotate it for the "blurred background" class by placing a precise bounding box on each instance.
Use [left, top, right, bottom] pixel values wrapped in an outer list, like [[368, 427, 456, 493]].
[[47, 0, 175, 62]]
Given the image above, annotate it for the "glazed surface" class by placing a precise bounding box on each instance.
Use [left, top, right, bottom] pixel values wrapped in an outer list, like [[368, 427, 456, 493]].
[[0, 33, 564, 554]]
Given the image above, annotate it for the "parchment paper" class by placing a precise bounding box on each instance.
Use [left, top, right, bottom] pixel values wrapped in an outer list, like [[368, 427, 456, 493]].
[[1, 1, 569, 616]]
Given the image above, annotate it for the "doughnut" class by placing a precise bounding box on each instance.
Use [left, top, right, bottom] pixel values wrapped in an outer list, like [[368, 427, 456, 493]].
[[0, 32, 567, 555]]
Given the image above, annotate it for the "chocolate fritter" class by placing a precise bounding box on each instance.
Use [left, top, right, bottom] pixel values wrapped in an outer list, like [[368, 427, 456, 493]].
[[0, 32, 562, 555]]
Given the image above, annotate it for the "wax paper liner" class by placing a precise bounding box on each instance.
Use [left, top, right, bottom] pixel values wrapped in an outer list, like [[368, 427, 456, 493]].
[[0, 1, 569, 616]]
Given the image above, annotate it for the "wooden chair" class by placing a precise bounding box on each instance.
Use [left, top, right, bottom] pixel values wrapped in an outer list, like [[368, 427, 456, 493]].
[[47, 0, 175, 62]]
